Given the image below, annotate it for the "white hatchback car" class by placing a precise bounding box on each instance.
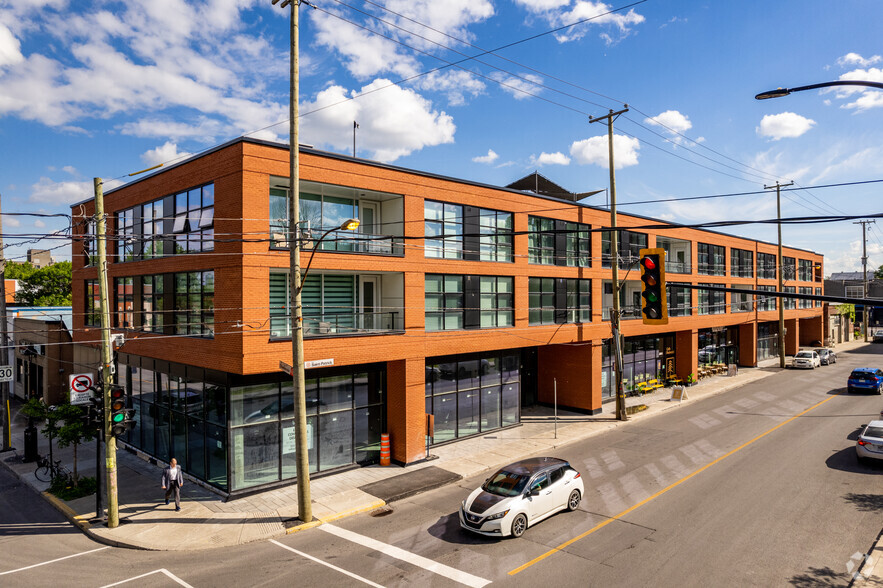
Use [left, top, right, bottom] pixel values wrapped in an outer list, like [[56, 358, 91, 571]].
[[856, 420, 883, 464], [792, 350, 821, 369], [459, 457, 584, 538]]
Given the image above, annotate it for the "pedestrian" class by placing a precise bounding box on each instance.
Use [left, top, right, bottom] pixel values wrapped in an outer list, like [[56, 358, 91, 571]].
[[161, 458, 184, 511]]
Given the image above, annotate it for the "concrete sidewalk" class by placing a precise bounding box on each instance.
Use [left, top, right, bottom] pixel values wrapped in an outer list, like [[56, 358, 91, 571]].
[[2, 337, 880, 587]]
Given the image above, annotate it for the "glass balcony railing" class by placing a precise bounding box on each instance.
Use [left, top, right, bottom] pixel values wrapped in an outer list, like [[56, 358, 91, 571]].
[[270, 311, 403, 339], [270, 225, 404, 256]]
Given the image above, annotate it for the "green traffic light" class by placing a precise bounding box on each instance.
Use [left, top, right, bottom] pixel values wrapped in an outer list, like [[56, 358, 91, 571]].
[[647, 292, 657, 302], [112, 413, 125, 423]]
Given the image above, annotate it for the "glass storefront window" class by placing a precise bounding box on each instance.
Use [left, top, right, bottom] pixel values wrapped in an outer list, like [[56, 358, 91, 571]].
[[232, 422, 280, 490], [281, 416, 318, 478], [231, 383, 280, 426], [319, 412, 353, 469]]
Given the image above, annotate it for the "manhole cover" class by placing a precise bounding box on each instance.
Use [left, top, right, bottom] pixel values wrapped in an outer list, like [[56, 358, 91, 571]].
[[369, 506, 394, 518]]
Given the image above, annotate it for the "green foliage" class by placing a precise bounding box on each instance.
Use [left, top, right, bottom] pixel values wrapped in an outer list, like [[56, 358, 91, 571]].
[[14, 261, 72, 306], [50, 475, 97, 501], [2, 261, 37, 280], [840, 303, 856, 321], [23, 398, 97, 486], [876, 265, 883, 280]]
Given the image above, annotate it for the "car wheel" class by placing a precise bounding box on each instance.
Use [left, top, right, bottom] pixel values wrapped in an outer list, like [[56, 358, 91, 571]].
[[877, 384, 882, 395], [566, 489, 581, 512], [510, 513, 528, 538], [847, 387, 854, 394]]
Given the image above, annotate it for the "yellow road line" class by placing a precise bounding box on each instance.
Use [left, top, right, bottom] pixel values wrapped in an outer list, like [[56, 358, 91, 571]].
[[509, 392, 839, 576]]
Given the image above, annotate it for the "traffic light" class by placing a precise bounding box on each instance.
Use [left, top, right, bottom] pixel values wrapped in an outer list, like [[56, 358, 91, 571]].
[[108, 385, 136, 436], [639, 247, 668, 325]]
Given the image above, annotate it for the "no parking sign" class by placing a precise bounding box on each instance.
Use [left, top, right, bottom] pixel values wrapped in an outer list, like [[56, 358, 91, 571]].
[[69, 373, 95, 405]]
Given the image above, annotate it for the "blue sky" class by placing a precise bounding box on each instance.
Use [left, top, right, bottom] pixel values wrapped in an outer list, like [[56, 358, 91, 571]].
[[2, 0, 882, 273]]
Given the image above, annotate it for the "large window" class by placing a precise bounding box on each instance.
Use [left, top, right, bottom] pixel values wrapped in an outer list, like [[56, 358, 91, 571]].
[[602, 230, 647, 269], [425, 352, 520, 444], [782, 256, 796, 281], [528, 216, 590, 266], [798, 259, 813, 282], [784, 286, 796, 309], [478, 209, 514, 262], [174, 271, 214, 337], [85, 279, 100, 326], [426, 274, 513, 331], [142, 200, 165, 258], [425, 275, 464, 331], [698, 243, 726, 276], [528, 277, 591, 325], [667, 283, 692, 317], [115, 277, 134, 328], [117, 208, 136, 262], [82, 219, 97, 266], [141, 275, 164, 332], [698, 284, 726, 314], [815, 287, 822, 307], [757, 285, 776, 311], [657, 236, 691, 274], [731, 285, 753, 312], [758, 252, 777, 280], [730, 248, 754, 278], [425, 201, 463, 259], [798, 286, 812, 309], [172, 184, 214, 254]]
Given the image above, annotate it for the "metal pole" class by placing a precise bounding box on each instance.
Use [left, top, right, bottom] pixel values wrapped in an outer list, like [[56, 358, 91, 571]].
[[855, 220, 875, 341], [553, 378, 557, 440], [590, 107, 629, 421], [765, 182, 792, 368], [94, 177, 118, 528], [0, 192, 10, 451], [279, 0, 313, 523], [353, 121, 358, 158], [95, 431, 101, 519]]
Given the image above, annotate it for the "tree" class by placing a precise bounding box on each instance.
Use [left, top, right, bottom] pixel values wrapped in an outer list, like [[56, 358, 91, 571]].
[[3, 261, 37, 280], [875, 264, 883, 280], [22, 398, 97, 486], [14, 261, 72, 306]]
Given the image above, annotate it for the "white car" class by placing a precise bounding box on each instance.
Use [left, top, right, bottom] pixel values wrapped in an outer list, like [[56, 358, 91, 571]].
[[856, 420, 883, 464], [792, 350, 821, 369], [459, 457, 584, 538]]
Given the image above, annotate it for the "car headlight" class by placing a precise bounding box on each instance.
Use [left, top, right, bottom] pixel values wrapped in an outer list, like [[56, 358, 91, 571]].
[[461, 500, 467, 510], [485, 509, 510, 521]]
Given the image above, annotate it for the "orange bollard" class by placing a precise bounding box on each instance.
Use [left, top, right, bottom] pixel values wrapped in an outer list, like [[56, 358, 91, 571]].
[[380, 433, 390, 466]]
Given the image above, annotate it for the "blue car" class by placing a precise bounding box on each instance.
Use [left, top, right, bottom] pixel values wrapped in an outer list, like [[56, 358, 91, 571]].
[[847, 368, 883, 395]]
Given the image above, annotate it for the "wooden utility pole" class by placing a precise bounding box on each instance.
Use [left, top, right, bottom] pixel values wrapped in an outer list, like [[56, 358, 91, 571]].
[[94, 178, 119, 527], [590, 106, 629, 422], [764, 181, 793, 368], [854, 219, 876, 341], [0, 192, 10, 451]]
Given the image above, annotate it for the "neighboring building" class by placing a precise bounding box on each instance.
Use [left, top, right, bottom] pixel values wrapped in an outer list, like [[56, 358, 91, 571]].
[[70, 137, 826, 497], [27, 249, 54, 268], [824, 273, 883, 331], [11, 308, 73, 405], [4, 278, 16, 304]]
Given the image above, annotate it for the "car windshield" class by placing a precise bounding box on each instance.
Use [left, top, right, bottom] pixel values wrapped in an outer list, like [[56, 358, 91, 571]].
[[851, 371, 872, 380], [795, 352, 813, 358], [482, 470, 530, 497], [863, 426, 883, 439]]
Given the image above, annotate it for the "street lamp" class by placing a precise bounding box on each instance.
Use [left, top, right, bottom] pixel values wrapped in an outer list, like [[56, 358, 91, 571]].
[[299, 218, 360, 290], [755, 80, 883, 100]]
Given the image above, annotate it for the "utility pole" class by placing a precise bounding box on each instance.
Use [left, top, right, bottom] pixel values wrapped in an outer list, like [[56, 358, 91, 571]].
[[272, 0, 312, 523], [353, 121, 359, 158], [0, 192, 10, 452], [590, 106, 629, 422], [94, 178, 118, 527], [854, 219, 876, 342], [764, 181, 793, 368]]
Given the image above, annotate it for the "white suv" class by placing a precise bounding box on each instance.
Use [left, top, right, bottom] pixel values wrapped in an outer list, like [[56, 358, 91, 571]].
[[792, 350, 820, 369]]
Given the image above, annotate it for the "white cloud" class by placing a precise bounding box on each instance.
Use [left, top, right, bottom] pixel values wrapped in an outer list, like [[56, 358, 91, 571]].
[[645, 109, 692, 134], [809, 146, 883, 184], [120, 117, 227, 142], [756, 112, 815, 140], [34, 219, 46, 228], [489, 72, 543, 100], [300, 79, 455, 162], [141, 141, 194, 167], [532, 151, 571, 166], [414, 70, 485, 106], [473, 149, 499, 164], [0, 23, 24, 67], [62, 165, 77, 175], [382, 0, 494, 50], [837, 53, 882, 68], [29, 176, 94, 204], [570, 134, 640, 169], [512, 1, 645, 44], [5, 217, 21, 228], [841, 91, 883, 111]]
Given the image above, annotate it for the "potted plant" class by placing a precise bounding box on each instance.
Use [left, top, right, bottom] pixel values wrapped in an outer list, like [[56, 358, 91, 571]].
[[686, 373, 696, 386]]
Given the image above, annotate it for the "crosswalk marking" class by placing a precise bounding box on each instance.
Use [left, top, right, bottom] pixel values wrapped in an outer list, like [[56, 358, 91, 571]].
[[713, 405, 738, 419], [680, 444, 706, 465], [601, 450, 625, 471], [754, 391, 776, 402], [695, 439, 724, 459], [619, 472, 650, 503], [689, 414, 721, 429], [734, 398, 758, 409], [582, 457, 605, 478], [597, 482, 628, 514]]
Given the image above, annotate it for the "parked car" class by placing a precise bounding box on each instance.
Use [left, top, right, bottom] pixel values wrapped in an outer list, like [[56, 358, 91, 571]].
[[791, 350, 821, 369], [813, 348, 836, 365], [856, 420, 883, 464], [847, 368, 883, 395], [459, 457, 584, 538], [873, 332, 883, 343]]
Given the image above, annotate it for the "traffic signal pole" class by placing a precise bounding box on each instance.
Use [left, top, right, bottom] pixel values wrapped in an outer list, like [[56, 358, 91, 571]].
[[94, 177, 119, 528], [590, 107, 629, 421]]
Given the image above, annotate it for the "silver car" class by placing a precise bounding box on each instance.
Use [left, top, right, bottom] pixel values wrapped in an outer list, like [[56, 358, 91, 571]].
[[460, 457, 584, 538], [856, 420, 883, 464], [792, 350, 820, 369], [813, 348, 836, 365]]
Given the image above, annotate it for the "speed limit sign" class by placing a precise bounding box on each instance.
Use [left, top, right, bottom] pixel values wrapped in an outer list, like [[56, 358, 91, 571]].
[[0, 365, 12, 383]]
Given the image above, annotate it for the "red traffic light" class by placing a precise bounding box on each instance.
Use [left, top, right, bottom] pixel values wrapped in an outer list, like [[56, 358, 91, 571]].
[[642, 257, 656, 270]]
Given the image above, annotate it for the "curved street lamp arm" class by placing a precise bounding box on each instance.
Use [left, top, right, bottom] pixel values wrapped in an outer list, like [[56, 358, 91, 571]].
[[756, 80, 883, 100]]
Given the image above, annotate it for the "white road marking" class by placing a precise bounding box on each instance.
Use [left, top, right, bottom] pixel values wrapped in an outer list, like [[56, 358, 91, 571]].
[[680, 444, 706, 465], [661, 454, 689, 477], [318, 525, 492, 588], [582, 457, 605, 478], [600, 450, 625, 471], [619, 472, 649, 503], [695, 439, 724, 459], [596, 482, 628, 514], [689, 414, 720, 429], [644, 462, 670, 487], [271, 540, 384, 588], [101, 568, 194, 588], [734, 398, 758, 409], [753, 391, 776, 402], [0, 546, 110, 576], [713, 405, 738, 419]]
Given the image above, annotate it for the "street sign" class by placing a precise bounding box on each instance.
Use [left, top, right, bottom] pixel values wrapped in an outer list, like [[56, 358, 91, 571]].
[[305, 358, 334, 369], [0, 365, 12, 383], [69, 373, 94, 405]]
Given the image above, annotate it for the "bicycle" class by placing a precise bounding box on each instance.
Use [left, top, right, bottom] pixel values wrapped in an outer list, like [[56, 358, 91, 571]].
[[34, 455, 70, 484]]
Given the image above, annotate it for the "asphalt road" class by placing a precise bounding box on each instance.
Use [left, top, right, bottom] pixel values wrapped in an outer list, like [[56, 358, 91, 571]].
[[2, 345, 882, 587]]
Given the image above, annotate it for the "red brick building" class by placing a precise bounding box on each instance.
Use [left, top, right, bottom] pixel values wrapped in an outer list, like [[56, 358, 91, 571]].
[[71, 137, 825, 496]]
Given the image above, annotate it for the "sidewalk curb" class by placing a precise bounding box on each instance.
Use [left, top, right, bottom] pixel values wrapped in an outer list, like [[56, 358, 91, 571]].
[[286, 499, 387, 535], [40, 490, 92, 532]]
